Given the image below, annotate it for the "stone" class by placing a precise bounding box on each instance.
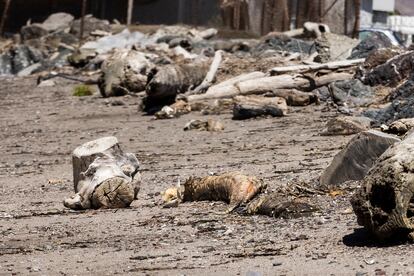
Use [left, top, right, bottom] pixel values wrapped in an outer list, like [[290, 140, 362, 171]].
[[329, 79, 374, 107], [320, 130, 400, 187], [42, 12, 74, 32], [386, 118, 414, 135], [349, 32, 393, 59], [321, 116, 372, 136], [0, 53, 13, 75], [184, 119, 224, 132], [70, 15, 111, 37], [21, 24, 48, 41]]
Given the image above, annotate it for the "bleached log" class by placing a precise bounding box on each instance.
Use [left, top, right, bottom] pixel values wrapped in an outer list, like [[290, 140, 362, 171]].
[[65, 137, 141, 210], [268, 89, 318, 106], [144, 62, 209, 112], [208, 71, 266, 91], [269, 58, 365, 76], [187, 72, 353, 102], [233, 96, 288, 120], [188, 50, 223, 95]]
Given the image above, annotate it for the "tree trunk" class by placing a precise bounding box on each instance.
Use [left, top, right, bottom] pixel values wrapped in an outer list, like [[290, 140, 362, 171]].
[[187, 72, 353, 102], [351, 131, 414, 241], [233, 95, 288, 119], [66, 137, 141, 210]]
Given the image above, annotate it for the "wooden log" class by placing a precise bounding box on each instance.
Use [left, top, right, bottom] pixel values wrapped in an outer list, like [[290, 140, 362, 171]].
[[208, 71, 266, 90], [269, 58, 364, 75], [233, 95, 288, 120], [188, 50, 223, 95], [351, 131, 414, 241], [144, 62, 209, 112], [66, 137, 141, 210], [187, 72, 353, 102], [267, 89, 318, 106]]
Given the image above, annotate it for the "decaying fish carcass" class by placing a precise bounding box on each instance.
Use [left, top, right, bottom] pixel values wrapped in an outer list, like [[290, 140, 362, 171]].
[[162, 172, 266, 211], [162, 172, 318, 218], [64, 137, 141, 210], [247, 194, 318, 218], [351, 132, 414, 241]]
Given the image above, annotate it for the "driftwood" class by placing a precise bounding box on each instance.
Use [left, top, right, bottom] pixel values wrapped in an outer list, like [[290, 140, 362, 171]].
[[233, 95, 287, 120], [188, 50, 223, 95], [187, 72, 353, 102], [144, 62, 209, 112], [267, 89, 318, 106], [361, 50, 414, 87], [65, 137, 141, 210], [162, 172, 266, 211], [269, 59, 364, 76], [351, 132, 414, 241]]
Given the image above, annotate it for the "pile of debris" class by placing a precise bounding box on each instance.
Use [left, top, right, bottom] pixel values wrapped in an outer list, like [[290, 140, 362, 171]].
[[9, 12, 414, 242]]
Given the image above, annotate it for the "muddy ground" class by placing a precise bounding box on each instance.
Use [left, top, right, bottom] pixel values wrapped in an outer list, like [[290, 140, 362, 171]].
[[1, 76, 413, 275]]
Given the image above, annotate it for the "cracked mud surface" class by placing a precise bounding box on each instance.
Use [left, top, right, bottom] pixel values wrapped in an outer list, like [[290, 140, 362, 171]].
[[1, 76, 414, 275]]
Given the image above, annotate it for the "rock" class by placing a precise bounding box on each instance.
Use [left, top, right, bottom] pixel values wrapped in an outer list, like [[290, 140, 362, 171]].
[[324, 32, 359, 61], [21, 24, 48, 41], [253, 34, 315, 56], [67, 49, 97, 68], [349, 32, 393, 59], [351, 132, 414, 241], [321, 116, 372, 136], [98, 49, 154, 97], [81, 29, 145, 54], [233, 96, 288, 120], [329, 79, 374, 107], [42, 13, 74, 32], [0, 53, 13, 75], [37, 79, 56, 87], [313, 33, 331, 63], [70, 15, 111, 37], [12, 45, 35, 73], [386, 118, 414, 135], [320, 130, 400, 187], [154, 100, 191, 119], [360, 47, 403, 72], [365, 74, 414, 124], [184, 119, 224, 132], [46, 31, 78, 46]]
